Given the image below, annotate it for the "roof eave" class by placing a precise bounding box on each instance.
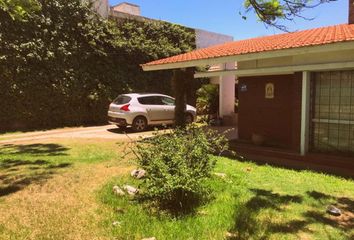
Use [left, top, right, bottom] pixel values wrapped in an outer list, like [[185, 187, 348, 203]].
[[142, 41, 354, 72]]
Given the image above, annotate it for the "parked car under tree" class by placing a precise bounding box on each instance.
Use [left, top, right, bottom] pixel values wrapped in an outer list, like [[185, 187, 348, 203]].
[[108, 93, 196, 131]]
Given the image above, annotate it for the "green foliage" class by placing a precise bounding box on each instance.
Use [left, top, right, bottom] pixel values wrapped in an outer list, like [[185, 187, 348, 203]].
[[132, 125, 229, 213], [243, 0, 335, 31], [111, 18, 196, 95], [196, 84, 219, 116], [0, 0, 40, 20], [0, 0, 196, 131], [0, 0, 118, 130]]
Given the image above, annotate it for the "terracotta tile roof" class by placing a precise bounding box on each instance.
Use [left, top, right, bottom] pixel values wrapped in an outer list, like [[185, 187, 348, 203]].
[[143, 24, 354, 67]]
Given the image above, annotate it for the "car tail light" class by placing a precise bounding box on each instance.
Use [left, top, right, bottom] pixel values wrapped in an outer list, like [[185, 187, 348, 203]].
[[120, 104, 130, 112]]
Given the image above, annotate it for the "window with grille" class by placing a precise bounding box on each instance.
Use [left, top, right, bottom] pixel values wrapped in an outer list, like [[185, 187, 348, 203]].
[[311, 71, 354, 155]]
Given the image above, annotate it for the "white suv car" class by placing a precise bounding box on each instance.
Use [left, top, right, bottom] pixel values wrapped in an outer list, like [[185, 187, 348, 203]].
[[108, 93, 196, 131]]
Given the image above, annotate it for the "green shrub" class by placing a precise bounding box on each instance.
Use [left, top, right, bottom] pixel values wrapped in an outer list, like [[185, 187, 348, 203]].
[[132, 125, 229, 213], [196, 84, 219, 116]]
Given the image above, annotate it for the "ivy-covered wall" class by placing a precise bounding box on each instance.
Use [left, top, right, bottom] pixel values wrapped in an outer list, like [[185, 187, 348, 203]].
[[0, 0, 196, 131]]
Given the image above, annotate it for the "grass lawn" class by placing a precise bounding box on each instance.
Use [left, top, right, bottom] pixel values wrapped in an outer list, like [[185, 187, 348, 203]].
[[100, 156, 354, 240], [0, 139, 131, 240], [0, 140, 125, 197], [1, 137, 353, 240]]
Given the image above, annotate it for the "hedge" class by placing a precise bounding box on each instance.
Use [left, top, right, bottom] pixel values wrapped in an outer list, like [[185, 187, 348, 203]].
[[0, 0, 196, 131]]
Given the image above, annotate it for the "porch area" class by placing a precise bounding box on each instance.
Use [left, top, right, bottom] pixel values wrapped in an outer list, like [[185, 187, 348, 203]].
[[229, 141, 354, 178]]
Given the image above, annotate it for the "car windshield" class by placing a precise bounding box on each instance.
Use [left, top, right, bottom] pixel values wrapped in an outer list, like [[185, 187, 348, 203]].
[[113, 95, 131, 105]]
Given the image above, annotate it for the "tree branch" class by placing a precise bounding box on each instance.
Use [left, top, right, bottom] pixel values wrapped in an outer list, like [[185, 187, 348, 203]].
[[243, 0, 337, 32]]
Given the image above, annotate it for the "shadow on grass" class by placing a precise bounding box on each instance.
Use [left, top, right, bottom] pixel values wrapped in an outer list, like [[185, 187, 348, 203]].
[[137, 190, 208, 218], [0, 143, 69, 156], [304, 191, 354, 232], [228, 188, 303, 240], [227, 189, 353, 240], [0, 144, 71, 197]]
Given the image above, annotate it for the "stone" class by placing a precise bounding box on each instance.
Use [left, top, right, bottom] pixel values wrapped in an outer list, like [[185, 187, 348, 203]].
[[112, 221, 121, 227], [131, 169, 146, 179], [136, 169, 146, 179], [327, 205, 342, 216], [214, 172, 227, 178], [225, 232, 237, 238], [123, 185, 139, 195], [131, 169, 139, 177], [113, 186, 125, 196], [197, 210, 208, 216]]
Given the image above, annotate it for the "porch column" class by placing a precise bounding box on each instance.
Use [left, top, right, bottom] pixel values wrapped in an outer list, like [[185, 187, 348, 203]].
[[300, 71, 311, 155], [219, 62, 236, 117]]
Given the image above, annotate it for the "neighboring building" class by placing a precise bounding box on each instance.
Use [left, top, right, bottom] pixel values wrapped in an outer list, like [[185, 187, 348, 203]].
[[83, 0, 110, 18], [109, 2, 234, 49], [111, 2, 141, 16], [142, 1, 354, 176], [94, 0, 109, 18]]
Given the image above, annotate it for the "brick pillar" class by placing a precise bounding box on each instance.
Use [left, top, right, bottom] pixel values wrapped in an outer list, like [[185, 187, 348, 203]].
[[350, 0, 354, 24]]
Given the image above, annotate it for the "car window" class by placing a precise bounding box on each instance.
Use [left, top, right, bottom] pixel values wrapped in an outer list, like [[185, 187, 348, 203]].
[[138, 96, 159, 105], [161, 97, 175, 106], [154, 97, 164, 105], [138, 96, 175, 105], [113, 95, 131, 105]]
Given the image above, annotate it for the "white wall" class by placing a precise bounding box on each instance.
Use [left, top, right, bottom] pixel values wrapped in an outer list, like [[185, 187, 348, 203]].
[[195, 29, 233, 49]]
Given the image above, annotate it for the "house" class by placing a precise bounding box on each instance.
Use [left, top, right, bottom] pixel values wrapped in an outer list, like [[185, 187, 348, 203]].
[[142, 1, 354, 176]]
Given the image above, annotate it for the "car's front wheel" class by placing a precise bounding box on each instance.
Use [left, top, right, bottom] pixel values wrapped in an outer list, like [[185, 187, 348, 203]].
[[132, 116, 148, 132]]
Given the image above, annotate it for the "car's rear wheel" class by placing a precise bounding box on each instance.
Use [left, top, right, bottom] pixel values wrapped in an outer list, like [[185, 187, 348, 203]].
[[185, 113, 194, 124], [132, 116, 148, 132]]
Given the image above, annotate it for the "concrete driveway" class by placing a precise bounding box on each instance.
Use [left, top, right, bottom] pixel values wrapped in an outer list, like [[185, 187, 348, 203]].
[[0, 125, 160, 144]]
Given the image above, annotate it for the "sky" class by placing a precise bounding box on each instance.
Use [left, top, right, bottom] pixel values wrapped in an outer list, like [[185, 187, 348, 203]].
[[109, 0, 349, 40]]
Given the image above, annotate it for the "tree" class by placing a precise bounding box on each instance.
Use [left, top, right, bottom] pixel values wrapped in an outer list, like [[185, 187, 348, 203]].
[[243, 0, 337, 31], [0, 0, 40, 20], [173, 69, 187, 128], [172, 68, 195, 128]]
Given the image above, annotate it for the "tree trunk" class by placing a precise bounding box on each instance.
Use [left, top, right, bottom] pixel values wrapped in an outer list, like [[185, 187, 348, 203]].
[[172, 68, 195, 128], [185, 69, 197, 107], [172, 69, 187, 128]]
